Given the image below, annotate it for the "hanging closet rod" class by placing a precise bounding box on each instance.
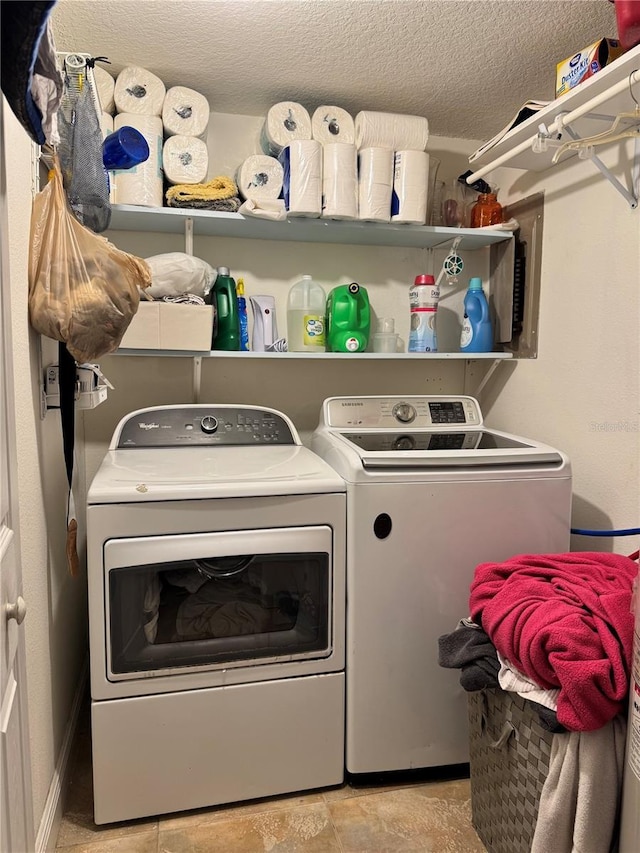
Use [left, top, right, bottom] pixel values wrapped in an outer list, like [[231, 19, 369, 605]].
[[467, 68, 640, 183]]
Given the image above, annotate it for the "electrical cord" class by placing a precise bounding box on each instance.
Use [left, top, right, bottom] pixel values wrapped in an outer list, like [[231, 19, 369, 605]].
[[571, 527, 640, 537]]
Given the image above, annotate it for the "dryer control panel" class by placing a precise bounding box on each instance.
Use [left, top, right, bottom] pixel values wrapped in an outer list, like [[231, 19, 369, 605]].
[[114, 406, 299, 448], [322, 396, 482, 429]]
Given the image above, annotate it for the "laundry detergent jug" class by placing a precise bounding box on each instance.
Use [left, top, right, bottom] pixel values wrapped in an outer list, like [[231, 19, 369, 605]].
[[326, 282, 371, 353], [209, 267, 240, 351]]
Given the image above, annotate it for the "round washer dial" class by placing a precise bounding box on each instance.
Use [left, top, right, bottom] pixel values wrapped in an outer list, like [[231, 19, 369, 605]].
[[200, 415, 219, 434], [392, 403, 417, 424]]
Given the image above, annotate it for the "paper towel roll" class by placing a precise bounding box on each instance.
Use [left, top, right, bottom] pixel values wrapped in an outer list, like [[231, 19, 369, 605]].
[[355, 111, 429, 152], [358, 147, 393, 222], [311, 106, 355, 145], [100, 112, 114, 139], [114, 113, 163, 207], [162, 86, 210, 139], [391, 150, 429, 224], [279, 139, 322, 218], [237, 155, 284, 201], [163, 136, 209, 185], [322, 143, 357, 220], [261, 102, 311, 156], [100, 113, 116, 203], [114, 66, 166, 116], [94, 65, 115, 115]]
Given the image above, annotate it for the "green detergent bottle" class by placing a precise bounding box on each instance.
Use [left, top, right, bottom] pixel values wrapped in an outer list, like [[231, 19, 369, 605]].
[[326, 282, 371, 353], [209, 267, 240, 351]]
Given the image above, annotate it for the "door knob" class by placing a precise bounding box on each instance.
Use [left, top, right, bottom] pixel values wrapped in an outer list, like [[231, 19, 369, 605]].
[[6, 596, 27, 625]]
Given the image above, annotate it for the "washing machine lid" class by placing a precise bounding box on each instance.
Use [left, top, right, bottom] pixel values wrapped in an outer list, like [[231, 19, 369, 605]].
[[311, 395, 569, 479], [88, 405, 345, 503], [88, 444, 345, 503], [329, 429, 564, 469]]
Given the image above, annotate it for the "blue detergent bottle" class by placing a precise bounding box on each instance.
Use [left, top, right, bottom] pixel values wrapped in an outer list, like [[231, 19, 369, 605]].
[[460, 277, 493, 353]]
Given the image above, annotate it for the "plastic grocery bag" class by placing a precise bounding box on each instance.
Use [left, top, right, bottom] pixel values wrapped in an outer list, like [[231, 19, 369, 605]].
[[145, 252, 216, 299], [28, 158, 151, 363]]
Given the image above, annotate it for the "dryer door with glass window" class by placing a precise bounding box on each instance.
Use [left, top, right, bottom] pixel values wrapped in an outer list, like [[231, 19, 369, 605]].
[[104, 526, 333, 681]]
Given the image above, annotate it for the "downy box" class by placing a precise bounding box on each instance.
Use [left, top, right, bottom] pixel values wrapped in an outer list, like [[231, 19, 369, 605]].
[[555, 38, 624, 97]]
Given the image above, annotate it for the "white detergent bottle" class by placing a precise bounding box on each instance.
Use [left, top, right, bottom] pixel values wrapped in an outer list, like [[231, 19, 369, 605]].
[[287, 275, 327, 352]]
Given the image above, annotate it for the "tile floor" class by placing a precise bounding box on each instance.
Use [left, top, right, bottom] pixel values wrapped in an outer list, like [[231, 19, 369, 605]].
[[55, 701, 486, 853]]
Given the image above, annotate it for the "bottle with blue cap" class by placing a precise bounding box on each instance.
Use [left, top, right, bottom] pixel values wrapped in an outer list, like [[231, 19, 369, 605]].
[[460, 277, 493, 353]]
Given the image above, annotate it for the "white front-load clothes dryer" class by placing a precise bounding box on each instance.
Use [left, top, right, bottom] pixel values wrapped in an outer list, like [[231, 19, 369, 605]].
[[311, 395, 572, 776], [86, 405, 346, 824]]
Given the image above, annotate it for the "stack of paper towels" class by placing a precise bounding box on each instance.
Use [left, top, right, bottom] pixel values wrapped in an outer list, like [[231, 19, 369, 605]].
[[94, 65, 213, 206], [107, 66, 166, 207], [161, 86, 211, 186], [355, 111, 430, 224]]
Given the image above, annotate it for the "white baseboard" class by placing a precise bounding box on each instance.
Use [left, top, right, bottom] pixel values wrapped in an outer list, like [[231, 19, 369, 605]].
[[35, 661, 88, 853]]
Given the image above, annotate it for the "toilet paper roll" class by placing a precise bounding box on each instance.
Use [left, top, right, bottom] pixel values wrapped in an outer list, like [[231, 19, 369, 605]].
[[391, 150, 429, 224], [114, 113, 163, 207], [261, 101, 312, 156], [322, 143, 358, 220], [94, 65, 115, 115], [358, 147, 393, 222], [163, 136, 209, 185], [355, 111, 429, 152], [114, 66, 166, 116], [311, 106, 355, 145], [237, 155, 284, 201], [278, 139, 322, 218], [162, 86, 210, 139]]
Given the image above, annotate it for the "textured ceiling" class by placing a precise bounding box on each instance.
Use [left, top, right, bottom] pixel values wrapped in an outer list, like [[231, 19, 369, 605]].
[[50, 0, 619, 142]]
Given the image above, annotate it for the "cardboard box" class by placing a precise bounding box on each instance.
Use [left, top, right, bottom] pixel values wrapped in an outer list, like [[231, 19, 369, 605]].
[[119, 302, 214, 351], [556, 38, 624, 97]]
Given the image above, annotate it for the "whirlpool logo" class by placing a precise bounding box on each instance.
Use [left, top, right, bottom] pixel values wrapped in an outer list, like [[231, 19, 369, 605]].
[[138, 422, 160, 430]]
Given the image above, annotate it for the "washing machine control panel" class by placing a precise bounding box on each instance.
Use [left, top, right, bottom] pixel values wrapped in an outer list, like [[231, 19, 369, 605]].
[[323, 396, 483, 429], [116, 406, 298, 447]]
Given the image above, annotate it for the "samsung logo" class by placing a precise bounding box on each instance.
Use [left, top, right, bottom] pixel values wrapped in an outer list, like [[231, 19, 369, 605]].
[[340, 402, 364, 407]]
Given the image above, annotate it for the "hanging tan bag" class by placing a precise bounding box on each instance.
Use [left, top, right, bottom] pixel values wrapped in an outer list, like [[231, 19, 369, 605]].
[[28, 157, 151, 362]]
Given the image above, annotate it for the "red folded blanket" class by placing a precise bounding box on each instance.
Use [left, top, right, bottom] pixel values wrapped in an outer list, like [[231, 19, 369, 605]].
[[469, 551, 638, 731]]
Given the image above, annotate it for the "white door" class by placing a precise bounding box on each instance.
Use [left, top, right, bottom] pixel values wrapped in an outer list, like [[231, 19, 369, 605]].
[[0, 100, 34, 853]]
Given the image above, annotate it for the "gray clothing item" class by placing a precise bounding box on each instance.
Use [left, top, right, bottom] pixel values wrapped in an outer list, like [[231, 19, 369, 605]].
[[531, 715, 626, 853]]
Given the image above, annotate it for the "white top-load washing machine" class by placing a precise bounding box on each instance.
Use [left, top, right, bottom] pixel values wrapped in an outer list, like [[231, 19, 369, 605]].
[[86, 405, 346, 824], [311, 395, 572, 776]]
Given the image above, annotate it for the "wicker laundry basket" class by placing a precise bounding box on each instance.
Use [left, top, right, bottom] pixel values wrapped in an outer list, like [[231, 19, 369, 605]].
[[468, 688, 554, 853]]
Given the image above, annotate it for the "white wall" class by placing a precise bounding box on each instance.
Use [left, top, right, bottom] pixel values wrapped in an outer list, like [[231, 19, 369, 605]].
[[3, 100, 87, 836], [484, 145, 639, 553]]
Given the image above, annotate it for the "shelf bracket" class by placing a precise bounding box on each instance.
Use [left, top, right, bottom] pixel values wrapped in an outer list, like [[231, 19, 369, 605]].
[[562, 125, 638, 209], [192, 356, 202, 403], [464, 357, 504, 401], [184, 217, 194, 255]]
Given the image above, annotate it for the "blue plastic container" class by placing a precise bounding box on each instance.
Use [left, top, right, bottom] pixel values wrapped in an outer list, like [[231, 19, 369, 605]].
[[102, 127, 149, 170], [460, 277, 493, 353]]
